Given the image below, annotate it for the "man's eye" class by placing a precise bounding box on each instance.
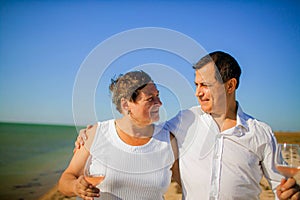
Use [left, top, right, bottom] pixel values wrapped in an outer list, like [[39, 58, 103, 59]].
[[202, 83, 211, 87]]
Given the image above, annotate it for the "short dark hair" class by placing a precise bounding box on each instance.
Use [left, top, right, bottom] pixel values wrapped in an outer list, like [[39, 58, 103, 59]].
[[193, 51, 241, 89]]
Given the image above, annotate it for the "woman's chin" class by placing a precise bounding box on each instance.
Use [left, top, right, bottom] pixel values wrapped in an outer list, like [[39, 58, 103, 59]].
[[151, 115, 160, 123]]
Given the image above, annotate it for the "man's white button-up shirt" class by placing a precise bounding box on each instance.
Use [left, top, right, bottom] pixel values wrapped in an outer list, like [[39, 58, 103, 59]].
[[166, 103, 283, 200]]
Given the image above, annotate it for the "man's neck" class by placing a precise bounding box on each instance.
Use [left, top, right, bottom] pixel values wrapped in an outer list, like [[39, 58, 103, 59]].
[[211, 101, 238, 132]]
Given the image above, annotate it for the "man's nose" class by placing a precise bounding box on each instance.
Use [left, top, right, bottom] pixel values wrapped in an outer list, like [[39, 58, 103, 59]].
[[195, 86, 203, 97]]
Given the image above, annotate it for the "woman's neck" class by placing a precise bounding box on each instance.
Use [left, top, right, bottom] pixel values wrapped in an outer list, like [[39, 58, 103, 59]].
[[115, 118, 154, 138]]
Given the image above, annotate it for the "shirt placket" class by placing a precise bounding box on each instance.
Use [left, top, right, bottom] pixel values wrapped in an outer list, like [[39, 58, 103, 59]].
[[209, 134, 224, 200]]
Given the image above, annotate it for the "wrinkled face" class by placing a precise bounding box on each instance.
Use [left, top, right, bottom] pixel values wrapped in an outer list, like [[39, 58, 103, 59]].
[[194, 62, 227, 115], [128, 83, 162, 125]]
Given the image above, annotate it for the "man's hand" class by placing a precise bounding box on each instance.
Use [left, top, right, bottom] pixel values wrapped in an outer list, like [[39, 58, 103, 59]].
[[276, 177, 300, 200], [73, 125, 93, 153]]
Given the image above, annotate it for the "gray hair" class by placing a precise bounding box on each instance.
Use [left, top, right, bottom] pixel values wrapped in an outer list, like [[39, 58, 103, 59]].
[[109, 70, 152, 113]]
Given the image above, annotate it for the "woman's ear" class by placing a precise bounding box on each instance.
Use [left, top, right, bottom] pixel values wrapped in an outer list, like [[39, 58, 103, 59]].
[[120, 98, 130, 115], [226, 78, 237, 94]]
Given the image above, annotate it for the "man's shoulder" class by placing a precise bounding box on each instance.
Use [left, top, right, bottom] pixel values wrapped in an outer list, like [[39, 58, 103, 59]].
[[244, 114, 272, 131], [238, 105, 272, 132], [253, 120, 274, 137], [179, 105, 204, 116], [167, 105, 204, 125], [165, 105, 203, 134], [241, 112, 274, 138]]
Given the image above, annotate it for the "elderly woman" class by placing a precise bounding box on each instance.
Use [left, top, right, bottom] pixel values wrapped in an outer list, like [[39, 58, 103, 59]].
[[58, 70, 179, 200]]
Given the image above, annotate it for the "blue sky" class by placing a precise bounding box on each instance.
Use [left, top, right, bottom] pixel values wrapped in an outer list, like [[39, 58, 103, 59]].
[[0, 0, 299, 131]]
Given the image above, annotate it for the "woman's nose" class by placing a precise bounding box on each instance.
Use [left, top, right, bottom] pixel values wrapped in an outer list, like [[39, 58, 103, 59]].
[[155, 97, 162, 106]]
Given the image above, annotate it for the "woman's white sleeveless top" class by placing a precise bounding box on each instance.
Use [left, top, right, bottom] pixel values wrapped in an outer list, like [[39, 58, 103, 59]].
[[89, 119, 174, 200]]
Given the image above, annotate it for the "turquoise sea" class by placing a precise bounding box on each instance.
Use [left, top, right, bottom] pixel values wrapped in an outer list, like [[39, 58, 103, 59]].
[[0, 122, 79, 200]]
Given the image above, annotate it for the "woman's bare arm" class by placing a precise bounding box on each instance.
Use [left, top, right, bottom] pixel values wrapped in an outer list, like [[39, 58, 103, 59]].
[[58, 124, 99, 199]]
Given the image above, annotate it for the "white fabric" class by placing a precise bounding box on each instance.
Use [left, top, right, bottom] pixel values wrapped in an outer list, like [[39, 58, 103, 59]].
[[166, 103, 283, 200], [89, 119, 174, 200]]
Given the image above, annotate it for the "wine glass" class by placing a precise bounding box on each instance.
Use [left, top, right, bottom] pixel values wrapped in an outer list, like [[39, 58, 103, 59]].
[[275, 143, 300, 178], [84, 154, 106, 186]]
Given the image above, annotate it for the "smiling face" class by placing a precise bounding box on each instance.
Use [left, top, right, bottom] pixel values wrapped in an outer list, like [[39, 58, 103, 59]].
[[194, 62, 227, 115], [128, 83, 162, 125]]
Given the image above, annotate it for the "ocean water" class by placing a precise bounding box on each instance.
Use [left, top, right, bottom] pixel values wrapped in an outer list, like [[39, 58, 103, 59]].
[[0, 122, 79, 200]]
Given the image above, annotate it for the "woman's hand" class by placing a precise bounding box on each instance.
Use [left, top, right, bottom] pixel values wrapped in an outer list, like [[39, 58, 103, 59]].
[[276, 177, 300, 200], [73, 175, 100, 200]]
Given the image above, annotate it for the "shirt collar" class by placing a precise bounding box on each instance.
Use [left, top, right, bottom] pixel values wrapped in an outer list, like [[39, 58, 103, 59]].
[[201, 102, 249, 137], [235, 102, 250, 134]]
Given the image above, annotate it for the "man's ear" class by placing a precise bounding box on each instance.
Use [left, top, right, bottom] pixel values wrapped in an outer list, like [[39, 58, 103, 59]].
[[226, 78, 237, 94]]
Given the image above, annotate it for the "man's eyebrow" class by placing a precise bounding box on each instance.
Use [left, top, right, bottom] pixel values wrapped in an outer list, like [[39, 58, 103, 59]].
[[144, 90, 159, 96]]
